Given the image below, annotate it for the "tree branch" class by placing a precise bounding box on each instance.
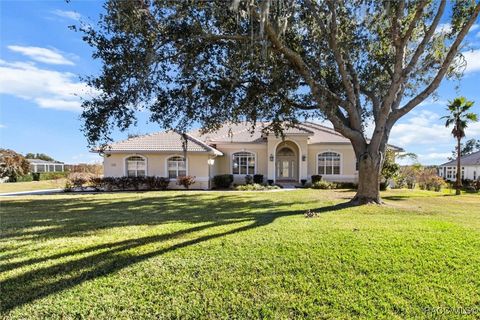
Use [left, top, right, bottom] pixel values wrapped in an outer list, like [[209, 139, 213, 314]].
[[391, 2, 480, 122]]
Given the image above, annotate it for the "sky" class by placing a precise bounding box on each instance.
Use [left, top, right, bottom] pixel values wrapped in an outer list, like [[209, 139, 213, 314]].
[[0, 1, 479, 165]]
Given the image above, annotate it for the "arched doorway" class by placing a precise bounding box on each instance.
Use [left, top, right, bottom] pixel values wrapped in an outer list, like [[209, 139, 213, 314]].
[[275, 141, 299, 182]]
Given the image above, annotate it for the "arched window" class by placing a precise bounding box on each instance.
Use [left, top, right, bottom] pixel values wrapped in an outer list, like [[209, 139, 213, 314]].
[[277, 147, 295, 156], [167, 156, 186, 178], [318, 152, 341, 175], [126, 156, 146, 177], [232, 152, 255, 175]]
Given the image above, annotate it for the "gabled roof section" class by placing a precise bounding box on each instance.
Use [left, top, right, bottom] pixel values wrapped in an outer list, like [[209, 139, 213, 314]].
[[190, 122, 313, 143], [439, 150, 480, 166], [101, 131, 223, 156]]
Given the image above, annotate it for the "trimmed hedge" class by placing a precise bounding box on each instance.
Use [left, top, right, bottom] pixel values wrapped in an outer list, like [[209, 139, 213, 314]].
[[253, 174, 264, 184], [65, 175, 171, 192], [31, 172, 68, 181], [311, 175, 322, 184], [213, 174, 234, 189], [15, 175, 34, 182]]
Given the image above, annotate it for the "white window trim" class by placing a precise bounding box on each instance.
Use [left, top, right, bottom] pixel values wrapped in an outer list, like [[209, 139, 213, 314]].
[[124, 154, 148, 177], [316, 150, 343, 176], [230, 150, 257, 175], [165, 154, 188, 180]]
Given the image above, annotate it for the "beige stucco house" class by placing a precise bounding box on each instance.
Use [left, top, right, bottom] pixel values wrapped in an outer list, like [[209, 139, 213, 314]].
[[99, 122, 401, 189]]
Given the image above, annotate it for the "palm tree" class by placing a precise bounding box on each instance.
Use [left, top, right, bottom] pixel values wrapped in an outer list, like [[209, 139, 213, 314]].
[[442, 97, 478, 195]]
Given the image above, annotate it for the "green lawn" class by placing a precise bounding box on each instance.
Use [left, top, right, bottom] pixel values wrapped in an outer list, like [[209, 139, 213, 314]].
[[1, 189, 479, 319], [0, 179, 65, 193]]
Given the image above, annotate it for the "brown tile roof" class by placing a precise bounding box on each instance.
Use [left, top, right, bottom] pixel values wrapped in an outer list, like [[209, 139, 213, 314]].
[[102, 121, 403, 153], [190, 122, 314, 143], [103, 131, 223, 155]]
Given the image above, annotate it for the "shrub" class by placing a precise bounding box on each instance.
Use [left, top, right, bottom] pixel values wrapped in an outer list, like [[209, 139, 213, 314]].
[[235, 183, 280, 191], [379, 181, 388, 191], [213, 174, 234, 189], [39, 172, 69, 181], [177, 175, 196, 189], [417, 168, 445, 192], [253, 174, 263, 184], [144, 176, 170, 190], [311, 175, 322, 184], [335, 182, 357, 189], [253, 174, 264, 184], [311, 180, 337, 189], [31, 172, 40, 181], [245, 175, 253, 185], [300, 179, 307, 186], [67, 172, 96, 190], [16, 174, 33, 182], [101, 177, 117, 191], [267, 179, 274, 186]]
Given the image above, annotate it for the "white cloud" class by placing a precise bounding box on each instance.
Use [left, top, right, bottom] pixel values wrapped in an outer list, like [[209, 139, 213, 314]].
[[0, 59, 94, 112], [435, 23, 452, 34], [51, 9, 81, 21], [463, 49, 480, 74], [0, 124, 6, 129], [389, 110, 452, 147], [7, 45, 75, 66], [436, 23, 478, 35], [417, 152, 451, 163]]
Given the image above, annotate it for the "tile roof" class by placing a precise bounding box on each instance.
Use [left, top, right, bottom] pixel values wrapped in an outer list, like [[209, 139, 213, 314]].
[[190, 122, 314, 143], [439, 150, 480, 166], [101, 121, 404, 153], [103, 131, 223, 155]]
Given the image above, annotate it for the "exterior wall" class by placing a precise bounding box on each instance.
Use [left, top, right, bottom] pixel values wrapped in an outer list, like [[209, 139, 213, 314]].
[[307, 144, 358, 183], [439, 165, 480, 181], [103, 152, 210, 189], [211, 142, 268, 184]]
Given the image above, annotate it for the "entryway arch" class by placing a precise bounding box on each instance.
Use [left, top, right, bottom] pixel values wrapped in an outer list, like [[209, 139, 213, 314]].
[[275, 140, 300, 182]]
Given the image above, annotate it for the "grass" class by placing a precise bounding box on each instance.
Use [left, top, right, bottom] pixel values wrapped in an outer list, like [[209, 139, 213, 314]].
[[0, 179, 66, 193], [1, 189, 479, 319]]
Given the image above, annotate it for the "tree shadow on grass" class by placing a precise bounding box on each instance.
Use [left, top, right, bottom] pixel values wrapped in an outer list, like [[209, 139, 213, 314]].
[[1, 192, 321, 313]]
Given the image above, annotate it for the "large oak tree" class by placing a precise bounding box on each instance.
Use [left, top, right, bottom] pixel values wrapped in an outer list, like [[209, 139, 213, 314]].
[[79, 0, 480, 204]]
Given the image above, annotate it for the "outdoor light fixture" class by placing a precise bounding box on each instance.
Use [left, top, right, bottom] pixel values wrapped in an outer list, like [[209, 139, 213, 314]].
[[269, 154, 274, 162], [207, 158, 215, 166], [302, 155, 307, 162]]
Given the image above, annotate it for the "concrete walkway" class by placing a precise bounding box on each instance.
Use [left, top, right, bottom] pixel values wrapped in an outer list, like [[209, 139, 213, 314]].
[[0, 188, 64, 197]]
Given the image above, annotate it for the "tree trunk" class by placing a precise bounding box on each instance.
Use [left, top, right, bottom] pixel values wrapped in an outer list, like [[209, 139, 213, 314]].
[[351, 152, 383, 205], [455, 136, 462, 195]]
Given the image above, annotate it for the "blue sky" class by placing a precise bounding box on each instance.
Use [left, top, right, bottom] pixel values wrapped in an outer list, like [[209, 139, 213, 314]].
[[0, 1, 479, 165]]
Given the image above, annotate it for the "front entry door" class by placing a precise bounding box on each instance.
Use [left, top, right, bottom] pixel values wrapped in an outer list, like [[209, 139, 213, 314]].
[[276, 159, 296, 180]]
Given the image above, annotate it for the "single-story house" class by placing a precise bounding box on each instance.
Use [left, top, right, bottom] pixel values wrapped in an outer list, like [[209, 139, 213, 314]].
[[27, 159, 65, 173], [438, 150, 480, 181], [98, 122, 402, 189]]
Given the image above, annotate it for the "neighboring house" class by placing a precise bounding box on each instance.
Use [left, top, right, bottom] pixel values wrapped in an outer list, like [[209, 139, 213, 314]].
[[27, 159, 65, 173], [98, 122, 403, 189], [438, 150, 480, 181]]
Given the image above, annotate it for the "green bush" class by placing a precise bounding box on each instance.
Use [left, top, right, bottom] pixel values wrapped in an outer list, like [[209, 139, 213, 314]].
[[311, 175, 322, 184], [245, 175, 253, 185], [31, 172, 40, 181], [311, 180, 337, 189], [253, 174, 264, 184], [39, 172, 68, 180], [235, 183, 280, 191], [213, 174, 234, 188], [16, 175, 33, 182]]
